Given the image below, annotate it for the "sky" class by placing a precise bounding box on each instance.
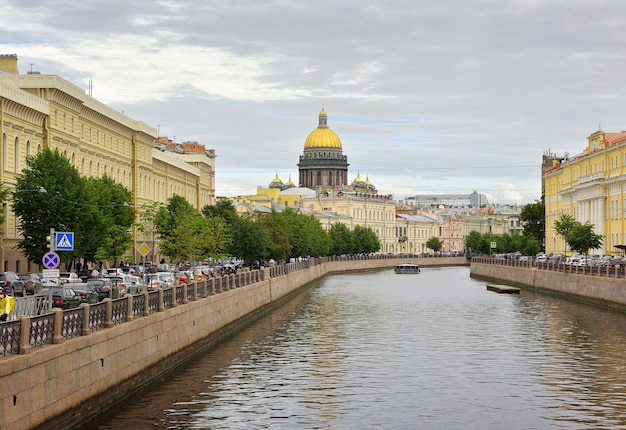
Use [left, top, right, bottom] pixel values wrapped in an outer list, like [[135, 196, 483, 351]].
[[3, 0, 626, 205]]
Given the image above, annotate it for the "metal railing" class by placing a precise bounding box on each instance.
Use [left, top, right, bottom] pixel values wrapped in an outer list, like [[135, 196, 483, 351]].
[[472, 256, 626, 279]]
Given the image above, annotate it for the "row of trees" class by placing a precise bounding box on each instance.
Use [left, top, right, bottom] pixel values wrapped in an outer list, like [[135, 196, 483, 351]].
[[464, 197, 604, 257], [11, 149, 382, 268], [150, 197, 382, 265]]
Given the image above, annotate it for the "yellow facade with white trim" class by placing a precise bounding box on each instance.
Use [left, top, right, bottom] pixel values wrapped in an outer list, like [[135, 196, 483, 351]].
[[543, 130, 626, 256]]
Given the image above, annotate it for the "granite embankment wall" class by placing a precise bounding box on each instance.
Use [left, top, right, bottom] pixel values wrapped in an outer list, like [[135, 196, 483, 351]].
[[470, 260, 626, 311], [2, 256, 466, 430]]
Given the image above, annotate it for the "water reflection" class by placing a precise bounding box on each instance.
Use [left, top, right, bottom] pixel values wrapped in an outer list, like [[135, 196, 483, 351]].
[[82, 267, 626, 429]]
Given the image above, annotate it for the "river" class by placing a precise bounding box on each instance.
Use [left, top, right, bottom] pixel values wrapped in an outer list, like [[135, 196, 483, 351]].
[[80, 266, 626, 429]]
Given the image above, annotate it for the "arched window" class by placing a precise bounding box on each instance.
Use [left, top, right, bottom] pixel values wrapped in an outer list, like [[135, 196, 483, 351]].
[[14, 137, 19, 172], [26, 140, 31, 158]]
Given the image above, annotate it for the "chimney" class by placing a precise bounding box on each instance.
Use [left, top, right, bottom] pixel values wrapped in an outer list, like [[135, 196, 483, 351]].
[[0, 54, 19, 74]]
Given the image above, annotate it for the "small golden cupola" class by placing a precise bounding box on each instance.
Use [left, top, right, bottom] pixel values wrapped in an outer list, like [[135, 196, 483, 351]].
[[352, 172, 366, 187], [269, 173, 285, 189]]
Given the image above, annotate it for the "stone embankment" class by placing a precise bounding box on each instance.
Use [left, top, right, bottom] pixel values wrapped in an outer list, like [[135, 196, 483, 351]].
[[1, 255, 467, 430], [471, 257, 626, 311]]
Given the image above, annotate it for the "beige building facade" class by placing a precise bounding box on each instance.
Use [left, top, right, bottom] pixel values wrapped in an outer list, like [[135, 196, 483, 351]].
[[0, 55, 216, 270]]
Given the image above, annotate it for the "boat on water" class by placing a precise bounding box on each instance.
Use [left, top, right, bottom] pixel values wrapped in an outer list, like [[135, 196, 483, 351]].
[[394, 264, 420, 274]]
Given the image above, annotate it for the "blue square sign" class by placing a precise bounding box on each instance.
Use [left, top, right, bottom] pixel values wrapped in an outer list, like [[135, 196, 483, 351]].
[[55, 232, 74, 251]]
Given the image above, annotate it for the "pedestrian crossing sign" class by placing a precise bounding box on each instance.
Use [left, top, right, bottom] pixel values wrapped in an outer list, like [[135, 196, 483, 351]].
[[55, 232, 74, 251]]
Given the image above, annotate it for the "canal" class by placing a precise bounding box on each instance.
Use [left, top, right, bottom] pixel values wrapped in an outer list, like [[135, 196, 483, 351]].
[[81, 266, 626, 429]]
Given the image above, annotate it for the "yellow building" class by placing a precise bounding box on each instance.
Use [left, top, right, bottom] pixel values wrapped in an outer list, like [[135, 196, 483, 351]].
[[543, 130, 626, 255], [0, 55, 216, 270]]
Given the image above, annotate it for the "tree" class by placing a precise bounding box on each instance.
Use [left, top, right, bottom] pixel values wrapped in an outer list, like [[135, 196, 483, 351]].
[[159, 213, 214, 264], [328, 223, 355, 255], [258, 211, 292, 261], [566, 222, 603, 255], [352, 225, 381, 254], [280, 208, 330, 257], [86, 175, 135, 266], [520, 197, 545, 245], [554, 214, 578, 256], [464, 230, 482, 254], [426, 237, 442, 252], [227, 215, 272, 265], [511, 234, 542, 257], [13, 148, 91, 263], [155, 196, 205, 263]]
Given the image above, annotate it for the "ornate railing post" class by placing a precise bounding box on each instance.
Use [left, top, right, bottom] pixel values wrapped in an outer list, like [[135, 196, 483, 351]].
[[81, 303, 91, 335], [105, 298, 114, 328], [52, 308, 64, 344], [126, 294, 134, 322], [19, 315, 31, 354]]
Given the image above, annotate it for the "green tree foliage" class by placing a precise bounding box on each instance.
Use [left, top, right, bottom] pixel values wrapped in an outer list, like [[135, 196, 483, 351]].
[[328, 223, 354, 255], [519, 197, 545, 244], [566, 222, 603, 255], [202, 199, 237, 222], [227, 215, 272, 265], [553, 213, 579, 256], [258, 211, 292, 261], [426, 236, 442, 252], [510, 233, 542, 257], [279, 208, 330, 257], [155, 195, 210, 264], [352, 225, 381, 254], [554, 214, 576, 241], [87, 175, 135, 265], [464, 230, 482, 254], [13, 148, 91, 263]]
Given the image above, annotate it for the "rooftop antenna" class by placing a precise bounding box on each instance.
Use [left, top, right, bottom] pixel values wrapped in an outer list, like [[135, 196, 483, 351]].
[[29, 63, 34, 73]]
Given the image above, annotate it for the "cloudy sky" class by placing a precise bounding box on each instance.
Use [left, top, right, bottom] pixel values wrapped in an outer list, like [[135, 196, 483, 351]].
[[3, 0, 625, 205]]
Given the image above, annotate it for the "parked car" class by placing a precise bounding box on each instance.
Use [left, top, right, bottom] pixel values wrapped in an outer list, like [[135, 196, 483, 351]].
[[18, 273, 43, 295], [0, 271, 25, 296], [149, 272, 175, 289], [70, 283, 99, 304], [128, 276, 148, 294], [59, 272, 82, 284], [36, 287, 82, 309], [86, 278, 115, 301]]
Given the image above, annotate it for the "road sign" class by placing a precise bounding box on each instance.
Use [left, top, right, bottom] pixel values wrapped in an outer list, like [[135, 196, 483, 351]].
[[55, 232, 74, 251], [137, 242, 151, 257], [42, 252, 60, 269], [42, 268, 60, 278]]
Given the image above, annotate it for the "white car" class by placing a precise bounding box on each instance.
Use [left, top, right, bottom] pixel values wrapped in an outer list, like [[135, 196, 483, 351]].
[[59, 272, 82, 283], [149, 272, 175, 289]]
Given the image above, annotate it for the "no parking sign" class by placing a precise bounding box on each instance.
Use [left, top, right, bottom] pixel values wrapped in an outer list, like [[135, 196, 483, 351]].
[[42, 251, 60, 269]]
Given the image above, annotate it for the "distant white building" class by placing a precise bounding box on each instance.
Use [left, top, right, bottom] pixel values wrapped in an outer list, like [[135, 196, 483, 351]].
[[402, 191, 488, 208]]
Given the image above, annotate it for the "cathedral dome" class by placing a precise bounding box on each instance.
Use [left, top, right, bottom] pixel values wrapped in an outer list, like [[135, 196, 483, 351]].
[[304, 108, 343, 149]]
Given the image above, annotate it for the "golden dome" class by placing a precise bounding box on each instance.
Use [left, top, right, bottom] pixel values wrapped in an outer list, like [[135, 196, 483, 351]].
[[304, 108, 343, 149], [285, 175, 295, 188]]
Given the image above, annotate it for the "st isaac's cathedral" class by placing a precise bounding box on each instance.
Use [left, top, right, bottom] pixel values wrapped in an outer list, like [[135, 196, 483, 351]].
[[233, 109, 410, 254]]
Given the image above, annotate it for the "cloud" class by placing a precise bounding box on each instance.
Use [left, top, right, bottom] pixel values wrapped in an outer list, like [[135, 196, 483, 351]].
[[4, 0, 626, 204]]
